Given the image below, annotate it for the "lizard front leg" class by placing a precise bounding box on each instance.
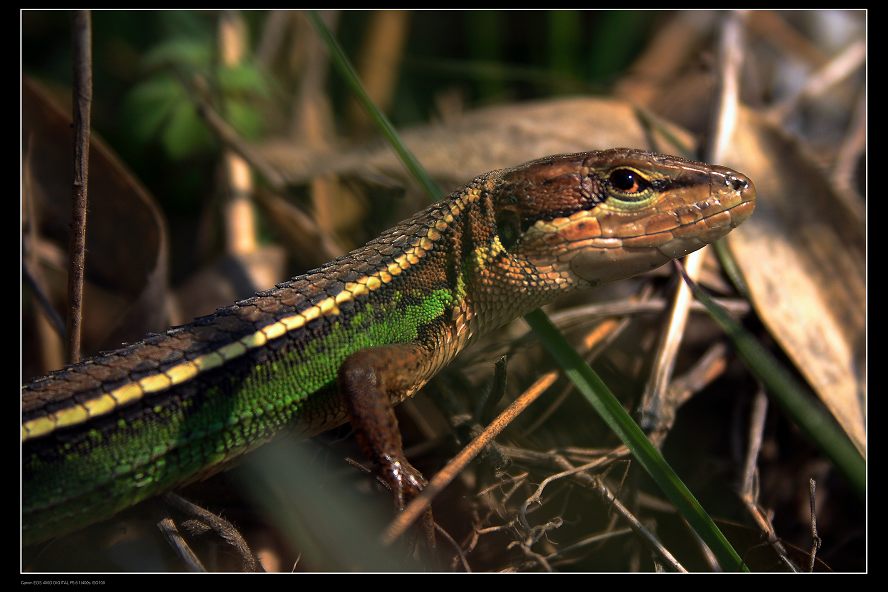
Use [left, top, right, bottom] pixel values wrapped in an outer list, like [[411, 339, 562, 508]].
[[338, 343, 436, 546]]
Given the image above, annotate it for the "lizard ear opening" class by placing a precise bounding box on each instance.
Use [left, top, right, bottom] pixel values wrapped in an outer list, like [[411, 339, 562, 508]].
[[495, 207, 523, 251]]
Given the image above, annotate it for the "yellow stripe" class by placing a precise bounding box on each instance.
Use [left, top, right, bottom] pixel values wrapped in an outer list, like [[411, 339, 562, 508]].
[[302, 305, 321, 323], [240, 331, 268, 349], [23, 416, 55, 440], [84, 393, 117, 417], [139, 373, 172, 394], [218, 341, 247, 361], [23, 200, 469, 442], [54, 405, 89, 429], [344, 282, 368, 299], [318, 298, 340, 316], [281, 314, 306, 331], [394, 254, 411, 269], [112, 382, 144, 405], [166, 361, 199, 385], [263, 321, 288, 341], [194, 351, 225, 372]]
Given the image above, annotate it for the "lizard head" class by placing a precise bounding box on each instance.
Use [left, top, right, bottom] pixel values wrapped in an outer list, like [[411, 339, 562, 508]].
[[490, 148, 756, 288]]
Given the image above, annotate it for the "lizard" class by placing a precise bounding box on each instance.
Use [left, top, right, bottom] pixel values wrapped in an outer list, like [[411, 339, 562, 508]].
[[22, 148, 755, 546]]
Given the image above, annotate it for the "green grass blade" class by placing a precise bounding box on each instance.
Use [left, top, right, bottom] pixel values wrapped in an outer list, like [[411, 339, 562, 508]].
[[712, 240, 751, 299], [524, 309, 747, 572], [309, 11, 747, 571], [305, 11, 442, 200], [676, 264, 866, 499]]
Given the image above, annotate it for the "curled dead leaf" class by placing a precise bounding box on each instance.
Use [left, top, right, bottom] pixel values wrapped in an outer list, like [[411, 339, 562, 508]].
[[723, 107, 865, 455]]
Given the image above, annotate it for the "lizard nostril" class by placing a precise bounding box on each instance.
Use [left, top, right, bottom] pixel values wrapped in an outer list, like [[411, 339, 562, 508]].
[[726, 174, 749, 192]]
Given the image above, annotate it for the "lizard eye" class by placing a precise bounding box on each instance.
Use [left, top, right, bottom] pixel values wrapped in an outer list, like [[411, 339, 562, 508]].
[[607, 168, 651, 199]]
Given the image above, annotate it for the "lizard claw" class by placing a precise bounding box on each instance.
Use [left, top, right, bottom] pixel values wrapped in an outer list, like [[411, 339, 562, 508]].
[[379, 453, 427, 510], [378, 453, 435, 549]]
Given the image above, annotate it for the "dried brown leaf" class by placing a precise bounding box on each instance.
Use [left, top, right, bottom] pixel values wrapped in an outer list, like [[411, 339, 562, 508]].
[[255, 96, 695, 191], [723, 107, 865, 454], [22, 76, 170, 365]]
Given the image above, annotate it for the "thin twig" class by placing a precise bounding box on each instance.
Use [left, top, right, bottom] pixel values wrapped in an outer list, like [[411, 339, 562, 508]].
[[832, 90, 866, 220], [524, 294, 640, 435], [475, 355, 509, 425], [23, 139, 66, 371], [648, 342, 730, 445], [614, 11, 716, 106], [453, 512, 484, 569], [218, 12, 258, 257], [499, 445, 629, 469], [474, 523, 516, 536], [808, 478, 821, 572], [476, 470, 529, 498], [543, 527, 632, 562], [157, 517, 207, 572], [163, 493, 263, 572], [550, 455, 687, 572], [222, 151, 257, 255], [593, 489, 685, 572], [291, 11, 343, 254], [638, 254, 705, 431], [668, 341, 729, 407], [640, 10, 746, 432], [252, 188, 346, 263], [685, 520, 722, 572], [66, 10, 92, 364], [435, 523, 472, 572], [561, 446, 623, 459], [256, 10, 292, 68], [22, 264, 66, 339], [747, 11, 828, 68], [741, 503, 799, 572], [738, 388, 800, 572], [501, 445, 682, 570], [767, 40, 866, 122], [382, 371, 559, 545], [188, 79, 289, 189], [518, 456, 617, 532], [740, 388, 768, 500], [546, 297, 750, 327], [523, 317, 625, 434], [509, 542, 553, 572], [705, 10, 746, 163]]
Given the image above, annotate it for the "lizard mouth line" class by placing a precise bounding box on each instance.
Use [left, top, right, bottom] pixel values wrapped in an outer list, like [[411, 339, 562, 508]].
[[563, 197, 755, 248]]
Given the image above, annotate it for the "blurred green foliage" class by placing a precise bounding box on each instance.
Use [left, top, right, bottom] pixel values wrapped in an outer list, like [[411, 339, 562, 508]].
[[23, 10, 657, 173], [22, 10, 659, 257], [123, 43, 270, 159]]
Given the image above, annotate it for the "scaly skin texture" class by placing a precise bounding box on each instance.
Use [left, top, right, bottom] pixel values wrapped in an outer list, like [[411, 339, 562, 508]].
[[22, 149, 755, 545]]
